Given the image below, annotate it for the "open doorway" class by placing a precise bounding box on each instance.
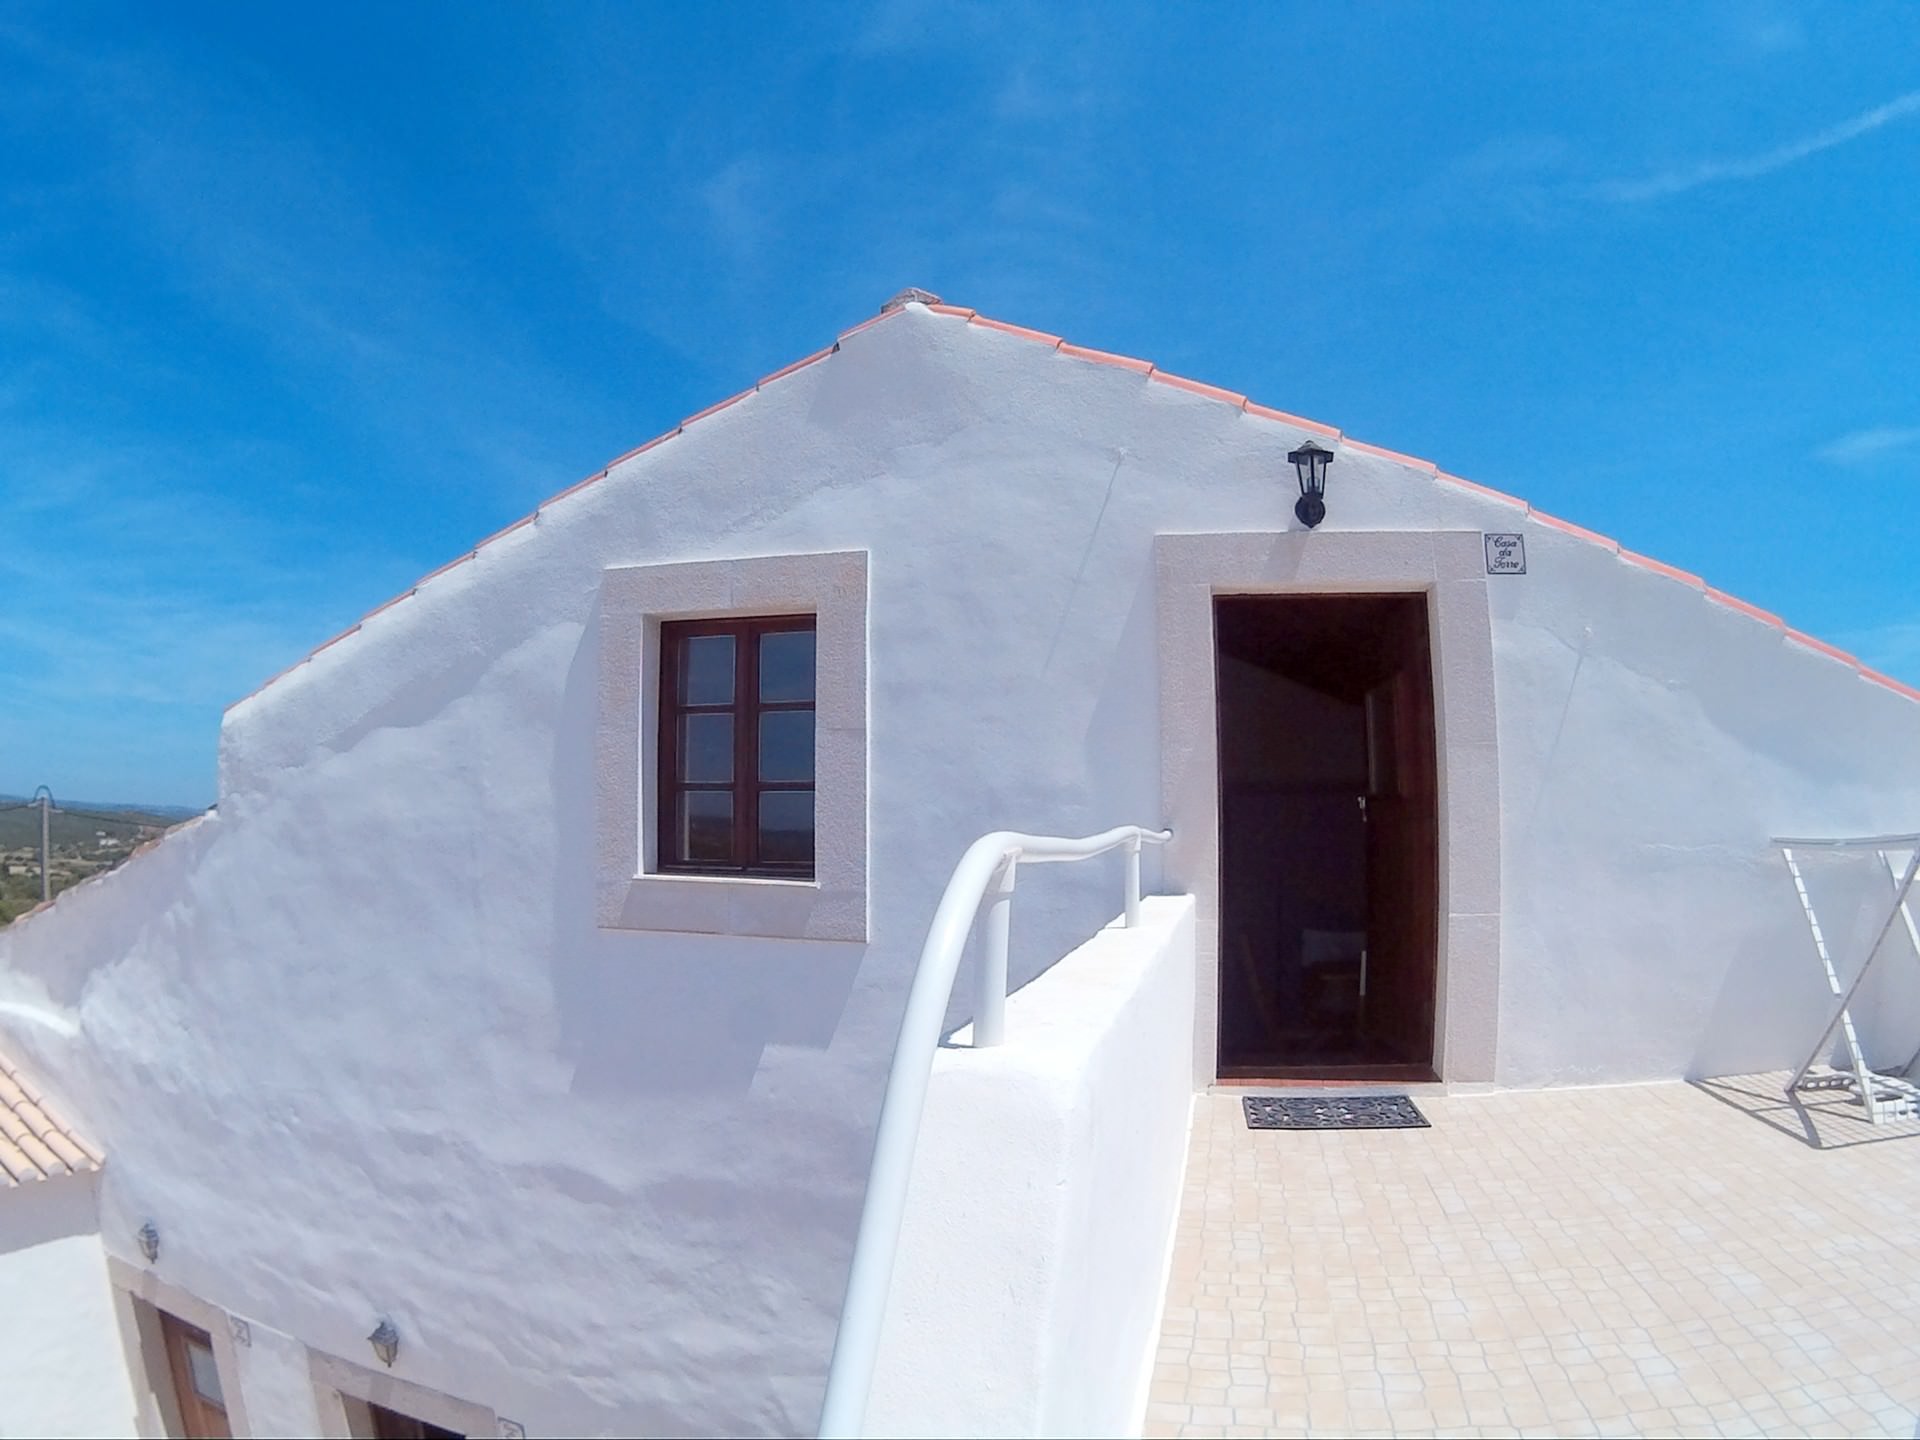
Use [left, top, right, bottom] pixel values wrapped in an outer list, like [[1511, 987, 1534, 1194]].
[[1214, 594, 1440, 1080]]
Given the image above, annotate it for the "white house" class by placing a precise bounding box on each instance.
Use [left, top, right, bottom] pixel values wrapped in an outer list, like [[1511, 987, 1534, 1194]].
[[2, 293, 1918, 1438]]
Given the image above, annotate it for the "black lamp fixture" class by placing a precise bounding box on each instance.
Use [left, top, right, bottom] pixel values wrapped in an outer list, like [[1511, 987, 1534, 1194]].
[[136, 1220, 160, 1264], [1288, 439, 1335, 529], [368, 1318, 400, 1368]]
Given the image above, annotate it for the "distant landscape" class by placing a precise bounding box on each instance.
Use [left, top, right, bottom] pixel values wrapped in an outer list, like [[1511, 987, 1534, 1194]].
[[0, 795, 206, 926]]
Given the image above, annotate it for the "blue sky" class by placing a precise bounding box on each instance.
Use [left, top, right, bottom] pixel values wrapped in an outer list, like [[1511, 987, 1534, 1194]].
[[3, 3, 1917, 807]]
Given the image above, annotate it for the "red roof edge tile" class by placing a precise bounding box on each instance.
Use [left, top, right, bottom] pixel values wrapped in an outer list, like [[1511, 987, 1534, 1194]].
[[1862, 668, 1920, 704], [965, 314, 1065, 348], [361, 587, 419, 624], [1242, 400, 1342, 438], [757, 347, 834, 389], [837, 307, 905, 342], [1531, 511, 1622, 554], [474, 512, 537, 552], [1438, 472, 1528, 511], [1620, 549, 1705, 590], [926, 303, 977, 319], [1785, 629, 1860, 666], [1058, 342, 1156, 375], [308, 623, 362, 659], [1704, 588, 1785, 629], [681, 388, 753, 429], [1150, 371, 1246, 407], [414, 551, 477, 590], [1343, 437, 1439, 474]]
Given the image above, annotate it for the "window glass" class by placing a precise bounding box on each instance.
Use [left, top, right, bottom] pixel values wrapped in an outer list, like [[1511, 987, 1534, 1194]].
[[186, 1340, 224, 1405], [758, 791, 815, 864], [681, 714, 733, 784], [758, 629, 815, 703], [679, 791, 733, 863], [758, 711, 814, 783], [680, 634, 735, 706]]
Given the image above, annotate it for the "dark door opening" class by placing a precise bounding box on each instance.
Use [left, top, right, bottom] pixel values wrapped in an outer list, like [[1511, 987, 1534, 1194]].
[[1214, 594, 1440, 1080]]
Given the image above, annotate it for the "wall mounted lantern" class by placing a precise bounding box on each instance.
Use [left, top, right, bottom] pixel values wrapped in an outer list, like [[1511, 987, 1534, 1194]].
[[136, 1220, 160, 1264], [368, 1318, 400, 1368], [1288, 439, 1335, 529]]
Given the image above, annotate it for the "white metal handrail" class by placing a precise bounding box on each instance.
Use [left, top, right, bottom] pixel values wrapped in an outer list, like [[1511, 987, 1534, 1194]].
[[816, 824, 1172, 1439]]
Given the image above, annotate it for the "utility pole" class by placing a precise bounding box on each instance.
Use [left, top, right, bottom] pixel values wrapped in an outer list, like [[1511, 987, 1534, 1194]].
[[32, 785, 54, 905]]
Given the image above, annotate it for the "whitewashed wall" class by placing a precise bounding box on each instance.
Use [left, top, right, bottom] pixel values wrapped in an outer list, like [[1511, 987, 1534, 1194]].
[[866, 895, 1195, 1438], [1, 301, 1918, 1433], [0, 1177, 138, 1438]]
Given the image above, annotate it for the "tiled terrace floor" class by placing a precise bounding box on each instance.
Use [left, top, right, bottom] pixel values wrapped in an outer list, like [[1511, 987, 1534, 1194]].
[[1149, 1075, 1920, 1438]]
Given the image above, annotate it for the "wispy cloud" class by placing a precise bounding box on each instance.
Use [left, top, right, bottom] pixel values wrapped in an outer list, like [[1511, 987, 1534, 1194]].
[[1816, 425, 1920, 466], [1590, 90, 1920, 203]]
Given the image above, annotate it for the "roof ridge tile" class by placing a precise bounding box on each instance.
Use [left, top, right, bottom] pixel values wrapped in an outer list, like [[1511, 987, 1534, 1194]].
[[1057, 341, 1156, 375]]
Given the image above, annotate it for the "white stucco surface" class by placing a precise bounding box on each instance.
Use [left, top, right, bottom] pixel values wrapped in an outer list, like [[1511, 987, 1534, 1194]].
[[0, 1178, 137, 1438], [867, 895, 1196, 1437], [1, 300, 1918, 1432]]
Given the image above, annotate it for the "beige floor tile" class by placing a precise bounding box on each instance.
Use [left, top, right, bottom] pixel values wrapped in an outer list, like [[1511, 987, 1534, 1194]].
[[1150, 1076, 1920, 1438]]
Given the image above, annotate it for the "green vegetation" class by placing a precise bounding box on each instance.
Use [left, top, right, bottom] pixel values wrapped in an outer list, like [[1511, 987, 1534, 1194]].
[[0, 798, 201, 926]]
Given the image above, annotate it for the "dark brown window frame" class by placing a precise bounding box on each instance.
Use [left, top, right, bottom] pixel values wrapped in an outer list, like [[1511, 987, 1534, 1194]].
[[657, 613, 817, 879]]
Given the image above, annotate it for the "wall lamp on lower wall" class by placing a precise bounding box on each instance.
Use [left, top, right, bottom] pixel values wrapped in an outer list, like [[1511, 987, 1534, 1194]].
[[368, 1318, 400, 1368], [1289, 439, 1335, 529], [137, 1220, 160, 1264]]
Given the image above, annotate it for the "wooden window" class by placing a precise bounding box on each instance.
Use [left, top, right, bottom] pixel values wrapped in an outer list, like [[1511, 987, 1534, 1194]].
[[658, 615, 816, 878], [159, 1312, 231, 1439]]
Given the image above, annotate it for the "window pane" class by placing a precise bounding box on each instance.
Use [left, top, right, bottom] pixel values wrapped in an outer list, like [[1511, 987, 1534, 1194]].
[[679, 791, 733, 863], [186, 1340, 224, 1406], [758, 710, 814, 783], [680, 633, 735, 706], [680, 713, 733, 783], [758, 628, 815, 703], [759, 791, 814, 865]]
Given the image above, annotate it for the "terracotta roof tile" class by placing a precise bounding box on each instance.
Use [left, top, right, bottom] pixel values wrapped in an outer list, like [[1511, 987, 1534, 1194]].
[[681, 388, 753, 429], [1150, 371, 1246, 407], [1786, 629, 1859, 666], [1057, 342, 1156, 375], [1241, 400, 1342, 438], [1620, 550, 1706, 589], [966, 315, 1064, 347], [757, 347, 834, 389], [0, 1054, 100, 1187], [1439, 472, 1528, 511], [1705, 588, 1785, 629], [1863, 668, 1920, 703], [219, 296, 1917, 720], [1530, 512, 1622, 554], [1343, 437, 1439, 474]]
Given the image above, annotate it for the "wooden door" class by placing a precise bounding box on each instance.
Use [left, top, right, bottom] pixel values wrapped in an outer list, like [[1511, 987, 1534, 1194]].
[[160, 1312, 231, 1439], [369, 1402, 465, 1440], [1359, 609, 1440, 1067]]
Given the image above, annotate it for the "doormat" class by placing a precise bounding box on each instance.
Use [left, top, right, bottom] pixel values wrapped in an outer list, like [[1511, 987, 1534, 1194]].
[[1243, 1095, 1429, 1130]]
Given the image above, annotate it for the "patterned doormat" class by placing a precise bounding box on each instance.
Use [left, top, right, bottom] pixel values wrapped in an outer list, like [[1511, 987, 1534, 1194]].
[[1243, 1094, 1429, 1130]]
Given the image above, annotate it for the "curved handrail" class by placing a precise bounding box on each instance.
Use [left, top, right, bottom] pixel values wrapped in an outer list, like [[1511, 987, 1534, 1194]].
[[817, 824, 1172, 1438]]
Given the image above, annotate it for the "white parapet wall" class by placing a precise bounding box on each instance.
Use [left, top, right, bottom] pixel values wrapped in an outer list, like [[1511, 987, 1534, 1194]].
[[865, 894, 1196, 1438], [0, 1176, 138, 1438]]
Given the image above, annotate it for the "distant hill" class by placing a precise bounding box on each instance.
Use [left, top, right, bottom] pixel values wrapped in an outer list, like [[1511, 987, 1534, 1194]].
[[0, 797, 204, 852], [0, 797, 208, 925]]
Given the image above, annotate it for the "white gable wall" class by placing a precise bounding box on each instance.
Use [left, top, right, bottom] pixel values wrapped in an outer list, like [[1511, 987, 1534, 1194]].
[[2, 303, 1918, 1432]]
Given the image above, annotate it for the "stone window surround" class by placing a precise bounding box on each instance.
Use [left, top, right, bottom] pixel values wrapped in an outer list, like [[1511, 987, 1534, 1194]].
[[308, 1346, 502, 1440], [1154, 531, 1502, 1087], [596, 549, 868, 943], [108, 1254, 255, 1439]]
